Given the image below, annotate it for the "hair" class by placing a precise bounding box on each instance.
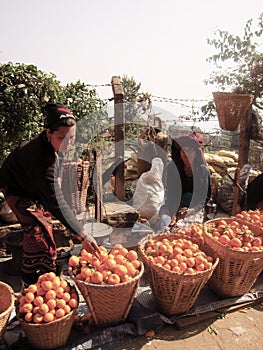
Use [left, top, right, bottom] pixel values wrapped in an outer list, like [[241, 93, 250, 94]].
[[171, 133, 205, 167], [47, 119, 76, 133]]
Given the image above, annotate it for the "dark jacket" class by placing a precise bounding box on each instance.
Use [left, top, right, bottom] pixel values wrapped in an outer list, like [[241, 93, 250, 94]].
[[165, 134, 211, 217], [0, 131, 83, 234]]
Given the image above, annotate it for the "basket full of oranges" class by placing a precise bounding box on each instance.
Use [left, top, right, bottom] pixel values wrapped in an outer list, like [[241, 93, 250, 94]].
[[204, 217, 263, 297], [68, 244, 144, 326], [138, 232, 218, 316], [16, 272, 79, 350]]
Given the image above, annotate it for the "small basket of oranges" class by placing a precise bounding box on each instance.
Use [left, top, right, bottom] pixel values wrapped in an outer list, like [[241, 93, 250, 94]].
[[138, 232, 218, 316], [204, 217, 263, 297], [68, 244, 144, 326], [16, 272, 79, 349]]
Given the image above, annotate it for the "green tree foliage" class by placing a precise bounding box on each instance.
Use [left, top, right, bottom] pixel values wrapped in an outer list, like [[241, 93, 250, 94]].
[[122, 74, 151, 137], [201, 13, 263, 119], [0, 62, 108, 163]]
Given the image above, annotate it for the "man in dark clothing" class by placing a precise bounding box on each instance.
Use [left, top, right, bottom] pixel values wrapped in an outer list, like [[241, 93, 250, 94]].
[[241, 173, 263, 210], [0, 103, 99, 285]]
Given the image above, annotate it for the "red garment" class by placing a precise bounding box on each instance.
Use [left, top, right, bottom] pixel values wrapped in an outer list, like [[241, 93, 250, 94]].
[[5, 195, 57, 276]]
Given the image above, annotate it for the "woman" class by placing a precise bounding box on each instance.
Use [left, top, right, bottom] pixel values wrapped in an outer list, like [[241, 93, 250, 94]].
[[159, 133, 211, 228], [0, 103, 99, 286]]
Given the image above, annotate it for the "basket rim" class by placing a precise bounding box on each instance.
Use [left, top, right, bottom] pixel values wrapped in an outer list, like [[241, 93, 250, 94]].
[[69, 261, 144, 288], [138, 233, 219, 277], [204, 217, 263, 256], [212, 91, 254, 99], [0, 281, 15, 318]]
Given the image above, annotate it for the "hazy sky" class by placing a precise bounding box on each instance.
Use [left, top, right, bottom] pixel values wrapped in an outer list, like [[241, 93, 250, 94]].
[[1, 0, 262, 128]]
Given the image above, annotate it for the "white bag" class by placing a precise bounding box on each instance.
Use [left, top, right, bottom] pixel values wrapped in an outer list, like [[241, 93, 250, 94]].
[[132, 157, 165, 222]]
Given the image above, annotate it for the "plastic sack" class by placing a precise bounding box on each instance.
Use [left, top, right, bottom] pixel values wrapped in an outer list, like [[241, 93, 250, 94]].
[[132, 157, 165, 223]]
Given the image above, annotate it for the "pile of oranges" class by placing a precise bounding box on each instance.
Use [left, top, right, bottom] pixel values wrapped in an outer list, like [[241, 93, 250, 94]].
[[205, 218, 263, 252], [68, 244, 141, 285], [172, 223, 204, 243], [235, 209, 263, 228], [16, 272, 79, 324], [142, 236, 214, 274]]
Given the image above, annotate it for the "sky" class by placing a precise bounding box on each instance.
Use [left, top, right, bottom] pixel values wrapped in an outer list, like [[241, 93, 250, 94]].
[[1, 0, 262, 130]]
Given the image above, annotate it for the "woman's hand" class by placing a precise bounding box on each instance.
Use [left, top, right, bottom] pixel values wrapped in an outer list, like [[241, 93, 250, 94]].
[[82, 235, 100, 258]]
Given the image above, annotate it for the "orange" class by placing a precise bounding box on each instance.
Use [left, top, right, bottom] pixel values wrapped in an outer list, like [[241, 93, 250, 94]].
[[80, 267, 92, 279], [24, 292, 35, 303], [33, 296, 44, 307], [114, 254, 125, 264], [131, 259, 141, 269], [114, 264, 128, 277], [62, 292, 71, 303], [56, 298, 66, 309], [26, 284, 38, 294], [46, 298, 56, 310], [51, 276, 61, 290], [68, 297, 78, 309], [45, 289, 56, 300], [36, 287, 46, 296], [38, 303, 49, 315], [45, 272, 56, 281], [230, 237, 242, 248], [183, 249, 193, 258], [41, 280, 53, 292], [219, 234, 231, 245], [43, 312, 55, 323], [107, 273, 121, 285], [63, 304, 71, 314], [33, 313, 43, 323], [55, 287, 65, 298], [104, 257, 117, 270], [90, 271, 104, 284], [60, 279, 68, 290], [55, 308, 65, 319], [185, 257, 195, 268], [24, 312, 33, 322], [126, 250, 138, 261], [68, 255, 80, 267], [196, 263, 205, 271], [21, 303, 33, 314]]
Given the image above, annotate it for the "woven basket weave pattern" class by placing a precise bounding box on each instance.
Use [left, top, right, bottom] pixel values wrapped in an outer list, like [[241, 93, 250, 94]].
[[18, 309, 76, 349], [70, 262, 144, 326], [0, 282, 14, 342], [204, 217, 263, 297], [213, 92, 253, 131], [138, 233, 219, 316]]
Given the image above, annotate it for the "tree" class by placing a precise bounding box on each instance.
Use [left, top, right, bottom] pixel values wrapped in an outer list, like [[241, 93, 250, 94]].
[[201, 13, 263, 119], [121, 74, 151, 137], [0, 62, 108, 163]]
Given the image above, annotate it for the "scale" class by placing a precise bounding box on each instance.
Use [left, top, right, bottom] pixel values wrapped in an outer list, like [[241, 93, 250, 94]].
[[84, 222, 113, 247]]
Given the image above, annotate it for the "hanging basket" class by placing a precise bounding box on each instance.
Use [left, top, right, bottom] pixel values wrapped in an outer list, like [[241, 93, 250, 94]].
[[213, 92, 253, 131]]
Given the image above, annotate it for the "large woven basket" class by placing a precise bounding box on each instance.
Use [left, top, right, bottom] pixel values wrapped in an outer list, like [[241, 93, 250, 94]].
[[0, 282, 14, 342], [213, 92, 253, 131], [62, 160, 90, 213], [138, 233, 219, 316], [69, 262, 144, 326], [204, 217, 263, 297]]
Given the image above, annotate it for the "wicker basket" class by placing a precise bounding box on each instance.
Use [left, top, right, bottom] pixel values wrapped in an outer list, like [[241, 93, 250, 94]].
[[204, 217, 263, 297], [62, 160, 90, 213], [138, 233, 219, 316], [16, 284, 78, 349], [213, 92, 253, 131], [0, 282, 15, 342], [69, 262, 144, 326]]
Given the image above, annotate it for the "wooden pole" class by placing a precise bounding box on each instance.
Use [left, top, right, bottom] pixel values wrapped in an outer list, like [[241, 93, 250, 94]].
[[231, 167, 240, 216], [111, 76, 125, 201], [238, 108, 252, 168], [93, 150, 102, 222]]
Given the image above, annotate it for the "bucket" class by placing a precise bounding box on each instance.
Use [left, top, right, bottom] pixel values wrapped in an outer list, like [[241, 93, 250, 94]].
[[5, 230, 24, 275]]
